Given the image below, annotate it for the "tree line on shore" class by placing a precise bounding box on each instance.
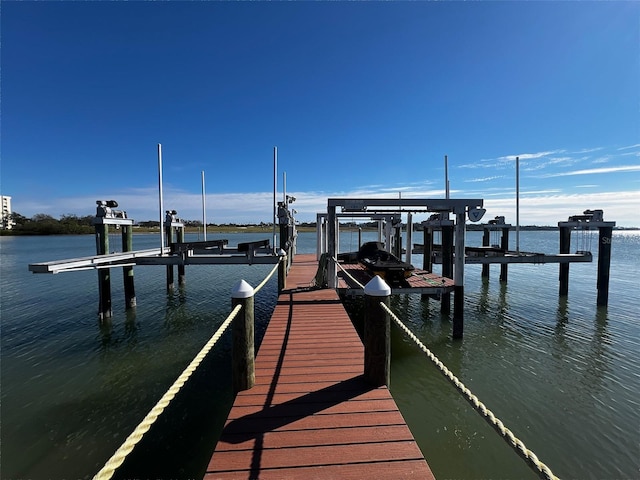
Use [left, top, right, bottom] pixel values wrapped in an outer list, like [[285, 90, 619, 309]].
[[0, 212, 319, 235]]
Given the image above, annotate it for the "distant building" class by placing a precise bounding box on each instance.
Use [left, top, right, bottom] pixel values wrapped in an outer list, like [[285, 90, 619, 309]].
[[1, 196, 14, 229]]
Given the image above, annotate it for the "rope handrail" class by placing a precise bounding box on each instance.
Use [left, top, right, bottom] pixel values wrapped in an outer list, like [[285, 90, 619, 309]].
[[254, 255, 283, 294], [331, 256, 365, 290], [93, 303, 243, 480], [380, 301, 560, 480]]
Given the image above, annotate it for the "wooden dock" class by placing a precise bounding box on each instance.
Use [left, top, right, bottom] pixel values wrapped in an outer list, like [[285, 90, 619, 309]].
[[205, 254, 435, 479]]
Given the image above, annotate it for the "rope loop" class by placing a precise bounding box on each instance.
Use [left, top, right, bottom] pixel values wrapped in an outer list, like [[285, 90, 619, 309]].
[[93, 303, 243, 480], [380, 301, 560, 480]]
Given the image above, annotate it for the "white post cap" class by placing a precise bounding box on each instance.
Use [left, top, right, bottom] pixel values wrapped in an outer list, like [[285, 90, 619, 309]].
[[232, 279, 254, 299], [277, 248, 287, 256], [364, 275, 391, 297]]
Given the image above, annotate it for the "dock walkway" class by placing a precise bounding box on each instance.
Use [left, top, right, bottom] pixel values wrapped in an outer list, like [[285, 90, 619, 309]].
[[205, 254, 435, 479]]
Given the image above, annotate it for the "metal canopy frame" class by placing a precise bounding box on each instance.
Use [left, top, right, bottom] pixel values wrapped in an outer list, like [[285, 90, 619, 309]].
[[324, 197, 485, 290]]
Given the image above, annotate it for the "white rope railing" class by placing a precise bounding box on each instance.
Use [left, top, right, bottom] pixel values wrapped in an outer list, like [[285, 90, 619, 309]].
[[93, 303, 243, 480], [331, 256, 365, 289], [254, 256, 283, 294], [381, 301, 560, 480]]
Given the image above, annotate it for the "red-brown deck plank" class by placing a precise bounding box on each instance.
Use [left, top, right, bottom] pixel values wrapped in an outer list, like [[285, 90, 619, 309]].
[[205, 254, 435, 480]]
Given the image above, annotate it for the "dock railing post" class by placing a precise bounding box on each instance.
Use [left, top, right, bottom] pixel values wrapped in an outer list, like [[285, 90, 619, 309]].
[[277, 251, 287, 293], [166, 221, 174, 292], [453, 211, 465, 339], [364, 276, 391, 387], [122, 224, 136, 309], [231, 280, 255, 393]]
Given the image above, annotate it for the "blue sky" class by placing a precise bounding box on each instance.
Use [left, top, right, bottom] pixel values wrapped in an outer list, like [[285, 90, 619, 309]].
[[2, 1, 639, 226]]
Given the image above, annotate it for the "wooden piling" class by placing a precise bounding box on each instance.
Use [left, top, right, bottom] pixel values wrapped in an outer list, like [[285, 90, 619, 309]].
[[423, 228, 433, 274], [500, 227, 509, 282], [596, 226, 613, 306], [278, 254, 287, 292], [441, 225, 453, 315], [95, 223, 112, 320], [122, 224, 136, 309], [364, 276, 391, 387], [482, 229, 490, 278], [166, 225, 174, 292], [231, 280, 255, 393], [453, 212, 466, 339], [559, 226, 571, 296], [177, 226, 186, 287]]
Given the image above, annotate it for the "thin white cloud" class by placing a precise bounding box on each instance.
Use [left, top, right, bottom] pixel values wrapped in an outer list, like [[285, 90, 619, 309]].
[[464, 175, 505, 183], [497, 150, 565, 162], [538, 165, 640, 178], [617, 144, 640, 150]]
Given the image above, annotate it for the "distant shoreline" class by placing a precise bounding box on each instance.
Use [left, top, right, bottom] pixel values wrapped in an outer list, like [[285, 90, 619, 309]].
[[2, 225, 637, 236]]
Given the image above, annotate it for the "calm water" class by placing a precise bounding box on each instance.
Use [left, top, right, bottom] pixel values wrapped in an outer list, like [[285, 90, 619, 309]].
[[1, 230, 639, 479]]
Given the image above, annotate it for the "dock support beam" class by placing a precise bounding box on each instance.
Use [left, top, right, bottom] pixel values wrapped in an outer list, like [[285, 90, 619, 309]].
[[423, 227, 433, 274], [500, 227, 509, 282], [327, 206, 337, 289], [166, 225, 175, 292], [481, 229, 490, 278], [122, 224, 136, 309], [278, 254, 287, 293], [441, 224, 453, 315], [177, 226, 186, 287], [559, 226, 571, 296], [453, 211, 466, 339], [364, 276, 391, 387], [95, 224, 112, 320], [596, 226, 613, 306], [231, 280, 255, 393]]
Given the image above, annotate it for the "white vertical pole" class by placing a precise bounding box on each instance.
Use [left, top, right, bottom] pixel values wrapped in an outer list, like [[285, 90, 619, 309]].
[[406, 212, 413, 265], [445, 155, 450, 199], [201, 170, 207, 241], [158, 144, 165, 255], [516, 156, 520, 254], [273, 146, 277, 253]]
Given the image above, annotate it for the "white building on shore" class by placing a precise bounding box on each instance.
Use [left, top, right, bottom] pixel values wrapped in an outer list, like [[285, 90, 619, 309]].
[[1, 195, 14, 229]]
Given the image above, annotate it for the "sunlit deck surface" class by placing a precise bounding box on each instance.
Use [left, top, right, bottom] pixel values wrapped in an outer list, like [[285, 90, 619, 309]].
[[205, 254, 435, 479]]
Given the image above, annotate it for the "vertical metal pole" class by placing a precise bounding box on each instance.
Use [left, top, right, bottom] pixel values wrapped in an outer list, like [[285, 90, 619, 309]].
[[328, 205, 337, 288], [445, 155, 450, 199], [273, 147, 277, 254], [158, 144, 165, 255], [596, 226, 613, 306], [516, 156, 520, 254], [453, 211, 465, 339], [405, 213, 413, 264], [201, 170, 207, 241]]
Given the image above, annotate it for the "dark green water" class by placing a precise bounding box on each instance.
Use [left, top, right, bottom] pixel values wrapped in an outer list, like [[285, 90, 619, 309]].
[[1, 231, 638, 479]]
